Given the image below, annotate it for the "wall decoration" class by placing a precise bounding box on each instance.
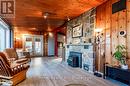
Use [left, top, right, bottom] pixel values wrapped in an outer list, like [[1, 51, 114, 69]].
[[119, 30, 126, 37], [67, 8, 95, 44], [72, 24, 83, 38]]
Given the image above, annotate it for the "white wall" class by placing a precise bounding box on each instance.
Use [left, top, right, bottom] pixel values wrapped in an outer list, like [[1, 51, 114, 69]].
[[48, 33, 55, 56], [58, 34, 65, 43]]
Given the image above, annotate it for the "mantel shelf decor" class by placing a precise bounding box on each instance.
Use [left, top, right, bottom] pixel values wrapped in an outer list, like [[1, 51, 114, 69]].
[[72, 24, 83, 38]]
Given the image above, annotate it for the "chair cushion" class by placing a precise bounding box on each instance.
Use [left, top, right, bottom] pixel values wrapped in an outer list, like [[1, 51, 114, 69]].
[[16, 58, 28, 64], [4, 48, 19, 60]]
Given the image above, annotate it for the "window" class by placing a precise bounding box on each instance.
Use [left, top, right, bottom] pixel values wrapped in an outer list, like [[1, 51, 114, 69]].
[[0, 18, 12, 51]]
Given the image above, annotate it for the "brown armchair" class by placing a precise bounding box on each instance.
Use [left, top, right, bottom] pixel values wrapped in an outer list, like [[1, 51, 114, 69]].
[[0, 52, 29, 85], [3, 48, 31, 64]]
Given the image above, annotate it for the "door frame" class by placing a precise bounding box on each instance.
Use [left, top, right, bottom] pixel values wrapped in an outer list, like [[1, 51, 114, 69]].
[[23, 34, 43, 57]]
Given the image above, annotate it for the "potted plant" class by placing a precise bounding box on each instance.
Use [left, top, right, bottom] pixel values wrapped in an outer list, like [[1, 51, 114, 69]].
[[113, 45, 128, 69]]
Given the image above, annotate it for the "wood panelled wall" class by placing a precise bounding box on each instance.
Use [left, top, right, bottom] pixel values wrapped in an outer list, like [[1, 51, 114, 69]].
[[43, 33, 48, 56], [14, 29, 43, 49], [96, 0, 130, 68]]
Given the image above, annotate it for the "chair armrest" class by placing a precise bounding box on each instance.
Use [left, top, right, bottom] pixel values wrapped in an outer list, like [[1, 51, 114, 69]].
[[10, 61, 26, 69], [0, 76, 12, 80], [10, 62, 30, 75], [16, 58, 28, 64]]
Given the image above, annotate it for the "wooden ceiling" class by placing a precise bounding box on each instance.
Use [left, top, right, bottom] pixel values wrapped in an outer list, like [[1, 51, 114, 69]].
[[6, 0, 107, 32]]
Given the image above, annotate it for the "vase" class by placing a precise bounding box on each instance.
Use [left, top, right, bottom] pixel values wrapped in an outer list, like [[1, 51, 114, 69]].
[[121, 64, 128, 69]]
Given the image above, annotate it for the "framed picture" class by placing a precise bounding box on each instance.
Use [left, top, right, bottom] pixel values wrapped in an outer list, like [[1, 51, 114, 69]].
[[72, 24, 83, 38]]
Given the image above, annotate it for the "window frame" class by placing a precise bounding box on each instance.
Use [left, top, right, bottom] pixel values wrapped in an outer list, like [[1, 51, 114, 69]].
[[0, 17, 12, 51]]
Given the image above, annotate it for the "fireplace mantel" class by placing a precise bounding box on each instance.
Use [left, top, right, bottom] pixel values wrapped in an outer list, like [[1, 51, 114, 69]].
[[66, 43, 93, 46], [65, 43, 95, 73]]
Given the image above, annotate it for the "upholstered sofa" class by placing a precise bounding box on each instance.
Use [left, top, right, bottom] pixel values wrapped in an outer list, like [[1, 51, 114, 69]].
[[0, 52, 29, 85], [4, 48, 31, 64]]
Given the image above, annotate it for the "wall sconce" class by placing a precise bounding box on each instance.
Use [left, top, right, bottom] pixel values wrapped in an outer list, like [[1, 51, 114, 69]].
[[95, 28, 103, 44], [16, 37, 21, 40]]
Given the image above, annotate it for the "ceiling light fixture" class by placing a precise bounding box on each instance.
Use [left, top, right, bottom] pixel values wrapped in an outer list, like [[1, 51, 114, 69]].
[[43, 12, 49, 19], [44, 15, 47, 19]]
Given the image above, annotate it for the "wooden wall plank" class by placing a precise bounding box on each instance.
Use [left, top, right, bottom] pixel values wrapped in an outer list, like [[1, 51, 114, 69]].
[[111, 12, 119, 65], [105, 0, 112, 64], [118, 10, 127, 46], [96, 4, 102, 72], [96, 0, 130, 67], [126, 0, 130, 66]]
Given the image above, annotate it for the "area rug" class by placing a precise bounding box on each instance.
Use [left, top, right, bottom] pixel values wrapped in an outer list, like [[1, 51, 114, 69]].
[[65, 84, 88, 86]]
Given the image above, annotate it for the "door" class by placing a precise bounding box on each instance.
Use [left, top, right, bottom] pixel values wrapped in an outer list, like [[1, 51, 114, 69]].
[[24, 35, 33, 56], [24, 35, 43, 57], [34, 36, 43, 56]]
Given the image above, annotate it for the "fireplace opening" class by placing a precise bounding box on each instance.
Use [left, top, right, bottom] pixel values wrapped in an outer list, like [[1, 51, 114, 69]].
[[67, 52, 82, 68]]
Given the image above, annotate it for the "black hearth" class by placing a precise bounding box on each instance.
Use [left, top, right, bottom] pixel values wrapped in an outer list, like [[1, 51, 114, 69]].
[[67, 52, 82, 68]]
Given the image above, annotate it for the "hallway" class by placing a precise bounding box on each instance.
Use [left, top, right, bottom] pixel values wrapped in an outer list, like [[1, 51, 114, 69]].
[[18, 57, 116, 86]]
